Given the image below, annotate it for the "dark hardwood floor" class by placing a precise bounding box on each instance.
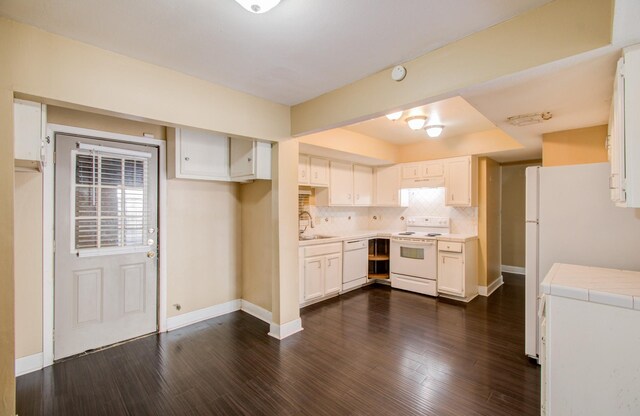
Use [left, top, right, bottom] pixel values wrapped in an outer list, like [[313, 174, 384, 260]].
[[17, 273, 539, 415]]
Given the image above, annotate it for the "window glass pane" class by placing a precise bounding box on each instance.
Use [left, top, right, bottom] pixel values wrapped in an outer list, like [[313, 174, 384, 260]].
[[75, 186, 96, 217], [125, 159, 145, 187], [75, 218, 97, 249], [76, 154, 97, 185], [101, 157, 122, 186]]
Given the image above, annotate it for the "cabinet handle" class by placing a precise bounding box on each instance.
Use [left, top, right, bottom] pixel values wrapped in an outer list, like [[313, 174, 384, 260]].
[[184, 157, 190, 161], [248, 157, 252, 162], [327, 259, 331, 267]]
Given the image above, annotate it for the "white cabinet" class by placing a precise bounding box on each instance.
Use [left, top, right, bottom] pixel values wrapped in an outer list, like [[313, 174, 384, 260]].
[[400, 161, 444, 188], [353, 164, 373, 206], [229, 137, 272, 181], [300, 243, 343, 306], [168, 127, 230, 181], [309, 157, 329, 186], [444, 156, 478, 207], [374, 165, 408, 207], [437, 239, 478, 302], [298, 154, 310, 184], [298, 155, 329, 186], [325, 161, 353, 205], [14, 99, 46, 170], [609, 44, 640, 208]]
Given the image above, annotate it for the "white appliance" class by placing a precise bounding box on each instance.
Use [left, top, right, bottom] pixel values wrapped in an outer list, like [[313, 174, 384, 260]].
[[524, 163, 640, 360], [342, 238, 368, 292], [390, 216, 450, 296]]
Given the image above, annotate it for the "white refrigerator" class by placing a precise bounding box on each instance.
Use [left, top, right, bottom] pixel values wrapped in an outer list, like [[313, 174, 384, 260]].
[[524, 163, 640, 359]]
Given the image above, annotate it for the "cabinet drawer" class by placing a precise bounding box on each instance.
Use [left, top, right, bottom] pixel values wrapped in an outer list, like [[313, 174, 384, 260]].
[[391, 274, 437, 296], [305, 242, 342, 257], [438, 241, 462, 253]]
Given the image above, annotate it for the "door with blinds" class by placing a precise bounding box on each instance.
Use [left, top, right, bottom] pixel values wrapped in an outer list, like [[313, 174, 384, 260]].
[[54, 134, 158, 359]]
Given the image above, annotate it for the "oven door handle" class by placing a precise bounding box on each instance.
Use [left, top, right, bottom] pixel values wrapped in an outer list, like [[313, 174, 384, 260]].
[[391, 238, 435, 246]]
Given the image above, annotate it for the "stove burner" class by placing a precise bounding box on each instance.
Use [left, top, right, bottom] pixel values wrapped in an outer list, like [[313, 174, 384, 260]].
[[398, 232, 415, 235], [427, 233, 441, 237]]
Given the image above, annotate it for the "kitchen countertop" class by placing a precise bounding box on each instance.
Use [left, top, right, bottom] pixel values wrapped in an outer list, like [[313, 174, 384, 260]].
[[541, 263, 640, 311], [298, 230, 477, 247]]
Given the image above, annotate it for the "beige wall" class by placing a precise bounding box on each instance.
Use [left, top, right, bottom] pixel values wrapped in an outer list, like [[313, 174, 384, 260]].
[[398, 129, 522, 163], [478, 157, 501, 287], [14, 172, 43, 359], [501, 161, 541, 268], [167, 180, 241, 316], [240, 181, 273, 312], [291, 0, 613, 135], [299, 129, 399, 163], [1, 89, 15, 416], [542, 124, 608, 167], [1, 18, 289, 141]]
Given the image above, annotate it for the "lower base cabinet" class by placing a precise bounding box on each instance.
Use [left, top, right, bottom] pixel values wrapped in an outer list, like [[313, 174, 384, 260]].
[[437, 239, 478, 302], [300, 243, 343, 306]]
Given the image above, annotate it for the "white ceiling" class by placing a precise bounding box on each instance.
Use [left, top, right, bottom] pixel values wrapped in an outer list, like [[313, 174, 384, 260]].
[[0, 0, 552, 105], [344, 96, 496, 145]]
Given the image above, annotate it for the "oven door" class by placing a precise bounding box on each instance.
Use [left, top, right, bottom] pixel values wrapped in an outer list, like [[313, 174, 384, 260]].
[[390, 238, 436, 280]]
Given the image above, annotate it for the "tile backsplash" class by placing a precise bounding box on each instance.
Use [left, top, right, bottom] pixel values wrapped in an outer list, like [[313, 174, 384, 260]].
[[300, 187, 477, 236]]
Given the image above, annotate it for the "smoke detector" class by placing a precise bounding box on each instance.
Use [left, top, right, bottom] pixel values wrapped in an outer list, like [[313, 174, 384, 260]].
[[507, 112, 552, 127]]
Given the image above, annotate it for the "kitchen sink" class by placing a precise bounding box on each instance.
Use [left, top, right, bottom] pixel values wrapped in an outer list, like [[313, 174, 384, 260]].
[[299, 235, 335, 241]]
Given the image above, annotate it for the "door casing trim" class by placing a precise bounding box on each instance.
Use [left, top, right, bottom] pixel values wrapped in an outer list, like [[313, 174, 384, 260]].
[[43, 123, 168, 367]]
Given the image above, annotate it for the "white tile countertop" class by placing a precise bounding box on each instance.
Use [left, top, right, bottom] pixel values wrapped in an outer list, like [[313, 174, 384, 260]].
[[298, 231, 477, 246], [541, 263, 640, 311]]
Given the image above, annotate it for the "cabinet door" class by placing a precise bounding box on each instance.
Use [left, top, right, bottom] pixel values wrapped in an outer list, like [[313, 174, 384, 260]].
[[304, 256, 325, 301], [329, 161, 354, 205], [437, 252, 464, 295], [353, 164, 373, 206], [445, 158, 471, 206], [401, 163, 421, 179], [423, 162, 444, 177], [180, 129, 229, 179], [310, 157, 329, 186], [299, 155, 310, 184], [324, 253, 342, 296], [14, 99, 43, 162], [230, 138, 256, 178], [374, 165, 401, 206]]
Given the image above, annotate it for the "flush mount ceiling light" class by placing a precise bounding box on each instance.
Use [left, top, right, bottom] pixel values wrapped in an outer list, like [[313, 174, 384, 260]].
[[233, 0, 281, 13], [507, 111, 553, 127], [385, 111, 403, 121], [405, 115, 427, 130], [425, 125, 445, 138]]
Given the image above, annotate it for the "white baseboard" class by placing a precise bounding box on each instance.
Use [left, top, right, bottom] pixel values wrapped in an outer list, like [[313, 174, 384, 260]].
[[241, 300, 272, 324], [478, 275, 504, 297], [166, 299, 242, 331], [268, 318, 303, 340], [501, 265, 526, 275], [16, 352, 43, 377]]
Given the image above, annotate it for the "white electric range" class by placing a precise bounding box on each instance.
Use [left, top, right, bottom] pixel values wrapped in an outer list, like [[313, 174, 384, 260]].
[[390, 216, 450, 296]]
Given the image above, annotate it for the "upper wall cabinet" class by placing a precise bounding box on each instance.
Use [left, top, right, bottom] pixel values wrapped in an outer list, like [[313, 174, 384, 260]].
[[327, 161, 354, 205], [609, 44, 640, 208], [315, 161, 375, 206], [229, 137, 272, 181], [14, 99, 47, 170], [400, 160, 445, 188], [444, 156, 478, 207], [168, 127, 230, 181], [298, 154, 329, 186], [353, 164, 373, 206], [374, 165, 408, 207]]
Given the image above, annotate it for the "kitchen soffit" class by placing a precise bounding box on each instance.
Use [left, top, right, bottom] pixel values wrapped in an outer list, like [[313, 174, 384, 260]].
[[0, 0, 552, 106]]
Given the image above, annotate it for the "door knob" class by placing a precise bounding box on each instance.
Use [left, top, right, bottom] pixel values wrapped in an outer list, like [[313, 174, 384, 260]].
[[147, 251, 156, 258]]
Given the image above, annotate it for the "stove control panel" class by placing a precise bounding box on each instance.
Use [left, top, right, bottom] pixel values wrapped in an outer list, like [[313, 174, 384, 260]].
[[406, 216, 450, 228]]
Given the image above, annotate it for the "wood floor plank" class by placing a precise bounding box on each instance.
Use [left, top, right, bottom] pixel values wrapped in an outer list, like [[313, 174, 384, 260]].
[[16, 273, 539, 415]]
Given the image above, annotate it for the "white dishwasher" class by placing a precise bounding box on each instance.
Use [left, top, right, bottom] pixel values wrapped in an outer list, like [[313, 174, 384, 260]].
[[342, 239, 369, 292]]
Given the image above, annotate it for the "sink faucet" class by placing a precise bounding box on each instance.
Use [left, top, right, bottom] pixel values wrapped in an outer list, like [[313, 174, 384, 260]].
[[299, 210, 314, 234]]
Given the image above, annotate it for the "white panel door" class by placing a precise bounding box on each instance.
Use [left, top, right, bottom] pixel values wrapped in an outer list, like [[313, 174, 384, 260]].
[[324, 253, 342, 296], [329, 161, 353, 205], [437, 253, 463, 295], [445, 159, 470, 206], [304, 256, 324, 301], [353, 164, 373, 206], [54, 134, 158, 359]]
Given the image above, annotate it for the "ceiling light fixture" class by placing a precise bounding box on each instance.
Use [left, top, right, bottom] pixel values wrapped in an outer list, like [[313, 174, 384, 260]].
[[386, 111, 403, 121], [405, 115, 427, 131], [233, 0, 281, 14], [425, 125, 445, 138]]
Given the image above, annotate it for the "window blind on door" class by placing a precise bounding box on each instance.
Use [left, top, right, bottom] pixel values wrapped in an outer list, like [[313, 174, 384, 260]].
[[73, 148, 151, 253]]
